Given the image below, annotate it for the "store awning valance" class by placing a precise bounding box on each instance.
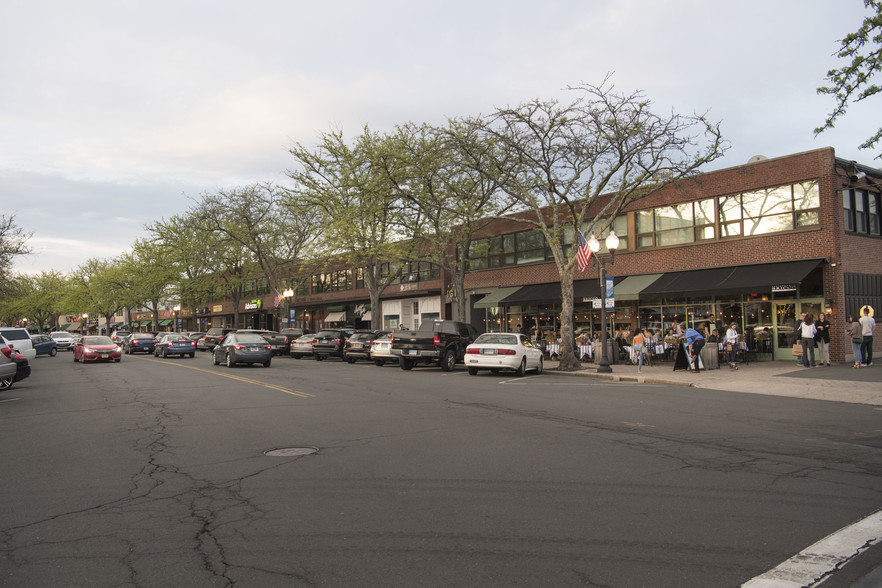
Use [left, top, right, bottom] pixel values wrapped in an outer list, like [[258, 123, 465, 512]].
[[141, 320, 152, 327], [499, 283, 562, 304], [360, 311, 372, 322], [325, 311, 346, 323], [473, 287, 522, 309], [612, 274, 664, 301], [158, 319, 173, 326], [641, 259, 823, 298]]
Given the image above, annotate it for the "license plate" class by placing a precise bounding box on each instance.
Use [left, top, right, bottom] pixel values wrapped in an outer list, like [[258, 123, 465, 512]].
[[407, 350, 418, 355], [101, 354, 109, 358], [351, 343, 362, 348], [481, 349, 496, 355]]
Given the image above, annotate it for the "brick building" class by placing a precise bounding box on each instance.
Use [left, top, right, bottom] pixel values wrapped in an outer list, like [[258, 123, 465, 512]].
[[198, 147, 881, 363]]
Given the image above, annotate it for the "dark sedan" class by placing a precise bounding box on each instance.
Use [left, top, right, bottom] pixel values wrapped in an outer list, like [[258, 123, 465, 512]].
[[31, 334, 58, 357], [124, 333, 157, 354], [154, 334, 197, 358], [312, 328, 356, 361], [212, 332, 273, 367], [343, 330, 389, 363]]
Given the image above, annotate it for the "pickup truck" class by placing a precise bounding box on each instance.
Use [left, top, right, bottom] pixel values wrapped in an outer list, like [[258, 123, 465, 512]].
[[390, 320, 479, 371]]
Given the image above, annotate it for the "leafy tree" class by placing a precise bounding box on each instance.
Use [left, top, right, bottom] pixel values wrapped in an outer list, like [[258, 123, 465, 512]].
[[816, 0, 882, 159], [383, 119, 513, 321], [0, 215, 32, 296], [69, 258, 129, 334], [119, 239, 180, 330], [13, 271, 70, 331], [287, 126, 419, 330], [482, 77, 727, 370]]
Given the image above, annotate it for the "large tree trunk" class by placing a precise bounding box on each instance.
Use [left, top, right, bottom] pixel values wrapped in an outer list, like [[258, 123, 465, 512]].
[[557, 268, 581, 371]]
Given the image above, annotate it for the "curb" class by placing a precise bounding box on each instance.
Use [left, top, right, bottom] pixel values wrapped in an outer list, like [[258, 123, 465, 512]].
[[548, 367, 695, 387]]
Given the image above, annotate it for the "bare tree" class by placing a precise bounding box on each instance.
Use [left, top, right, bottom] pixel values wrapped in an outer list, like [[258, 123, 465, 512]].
[[482, 77, 727, 370]]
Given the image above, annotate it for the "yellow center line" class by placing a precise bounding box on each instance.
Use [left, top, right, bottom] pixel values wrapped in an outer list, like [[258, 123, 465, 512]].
[[130, 355, 314, 398]]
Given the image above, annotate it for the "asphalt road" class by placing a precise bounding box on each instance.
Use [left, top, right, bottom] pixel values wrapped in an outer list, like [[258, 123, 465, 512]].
[[2, 352, 881, 587]]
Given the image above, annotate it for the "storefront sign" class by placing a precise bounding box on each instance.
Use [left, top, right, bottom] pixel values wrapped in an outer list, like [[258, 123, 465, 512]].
[[244, 299, 263, 310], [772, 284, 798, 292], [400, 283, 417, 291], [212, 304, 224, 313]]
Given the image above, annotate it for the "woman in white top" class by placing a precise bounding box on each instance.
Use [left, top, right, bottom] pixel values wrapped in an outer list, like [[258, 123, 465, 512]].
[[800, 314, 818, 368], [725, 322, 740, 370]]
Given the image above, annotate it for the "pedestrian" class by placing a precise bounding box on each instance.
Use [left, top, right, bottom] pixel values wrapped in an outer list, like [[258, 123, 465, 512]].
[[847, 314, 863, 368], [725, 322, 740, 370], [860, 306, 875, 366], [680, 323, 705, 373], [815, 312, 831, 366], [632, 328, 646, 373], [799, 313, 817, 367], [795, 311, 807, 366]]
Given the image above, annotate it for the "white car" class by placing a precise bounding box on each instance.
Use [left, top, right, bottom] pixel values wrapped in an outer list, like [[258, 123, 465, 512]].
[[289, 334, 315, 359], [370, 333, 397, 366], [50, 331, 77, 351], [0, 327, 36, 361], [464, 332, 544, 377]]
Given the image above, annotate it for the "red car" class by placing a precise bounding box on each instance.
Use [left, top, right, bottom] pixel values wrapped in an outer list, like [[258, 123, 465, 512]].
[[73, 336, 122, 363]]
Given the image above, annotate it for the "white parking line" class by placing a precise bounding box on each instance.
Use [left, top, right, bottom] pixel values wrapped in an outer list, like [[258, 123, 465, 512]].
[[742, 509, 882, 587]]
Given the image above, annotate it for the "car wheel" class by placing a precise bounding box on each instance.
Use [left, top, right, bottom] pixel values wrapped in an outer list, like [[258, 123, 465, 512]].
[[212, 352, 220, 366], [515, 357, 527, 377], [534, 356, 544, 375], [0, 376, 14, 391], [440, 349, 456, 372], [400, 358, 413, 370], [73, 354, 79, 362], [50, 348, 57, 357], [314, 355, 324, 361], [226, 352, 235, 367], [189, 353, 195, 358], [468, 367, 478, 375], [292, 354, 301, 359], [263, 359, 271, 368], [346, 357, 356, 364], [161, 347, 168, 358], [374, 359, 385, 367], [114, 358, 120, 363]]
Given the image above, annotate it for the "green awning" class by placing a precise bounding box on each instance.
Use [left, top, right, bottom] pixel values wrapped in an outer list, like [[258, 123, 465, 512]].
[[60, 324, 70, 330], [613, 274, 664, 301], [473, 287, 522, 309], [326, 305, 347, 312], [158, 319, 173, 326], [141, 320, 152, 327]]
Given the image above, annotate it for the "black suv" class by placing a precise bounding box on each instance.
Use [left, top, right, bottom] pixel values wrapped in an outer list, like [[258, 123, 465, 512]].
[[343, 330, 389, 363], [312, 328, 356, 361], [198, 327, 236, 351]]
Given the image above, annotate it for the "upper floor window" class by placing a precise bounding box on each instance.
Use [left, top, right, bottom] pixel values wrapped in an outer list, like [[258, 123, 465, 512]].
[[845, 189, 881, 236]]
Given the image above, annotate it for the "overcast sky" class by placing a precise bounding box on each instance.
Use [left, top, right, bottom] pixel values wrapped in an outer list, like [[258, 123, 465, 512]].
[[3, 0, 878, 275]]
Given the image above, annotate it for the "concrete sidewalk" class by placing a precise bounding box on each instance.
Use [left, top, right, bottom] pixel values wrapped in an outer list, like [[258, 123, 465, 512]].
[[545, 358, 882, 406]]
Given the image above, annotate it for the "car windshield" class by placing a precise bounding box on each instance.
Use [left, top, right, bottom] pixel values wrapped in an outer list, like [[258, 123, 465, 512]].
[[350, 333, 373, 341], [50, 332, 69, 338], [234, 334, 267, 344], [474, 333, 519, 345], [296, 335, 314, 342], [315, 331, 338, 338], [375, 333, 392, 341], [133, 334, 153, 339], [84, 336, 114, 345], [1, 330, 29, 341]]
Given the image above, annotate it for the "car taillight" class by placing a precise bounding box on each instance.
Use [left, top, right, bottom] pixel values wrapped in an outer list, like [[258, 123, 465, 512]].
[[190, 341, 196, 347], [1, 346, 12, 358], [498, 349, 517, 355], [333, 338, 342, 344], [433, 335, 441, 347], [233, 345, 244, 350], [390, 334, 395, 344], [465, 348, 479, 355]]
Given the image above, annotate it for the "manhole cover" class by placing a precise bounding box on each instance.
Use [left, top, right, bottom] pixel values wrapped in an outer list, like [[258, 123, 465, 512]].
[[264, 446, 318, 457]]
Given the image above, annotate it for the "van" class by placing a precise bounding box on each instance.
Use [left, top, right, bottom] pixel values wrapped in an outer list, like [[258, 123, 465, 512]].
[[0, 327, 36, 360]]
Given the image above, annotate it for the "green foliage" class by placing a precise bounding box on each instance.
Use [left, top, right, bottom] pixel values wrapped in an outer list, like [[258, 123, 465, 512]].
[[816, 0, 882, 158]]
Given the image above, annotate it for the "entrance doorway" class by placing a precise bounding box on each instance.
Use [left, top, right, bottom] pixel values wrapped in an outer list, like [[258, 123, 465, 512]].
[[772, 300, 823, 360]]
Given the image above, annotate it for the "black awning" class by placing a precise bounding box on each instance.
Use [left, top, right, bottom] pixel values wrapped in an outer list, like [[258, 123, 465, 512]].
[[641, 259, 824, 298], [499, 283, 563, 304], [573, 279, 601, 299]]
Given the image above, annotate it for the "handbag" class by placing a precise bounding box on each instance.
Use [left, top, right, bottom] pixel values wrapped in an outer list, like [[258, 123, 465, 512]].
[[791, 343, 803, 356], [726, 343, 734, 352]]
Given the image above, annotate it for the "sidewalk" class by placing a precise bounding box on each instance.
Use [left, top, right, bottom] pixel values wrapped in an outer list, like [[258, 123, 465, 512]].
[[545, 358, 882, 406]]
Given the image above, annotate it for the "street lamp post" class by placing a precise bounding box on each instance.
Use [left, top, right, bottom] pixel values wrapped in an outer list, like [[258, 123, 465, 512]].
[[82, 313, 88, 335], [283, 288, 294, 330], [588, 231, 620, 374], [173, 305, 181, 332]]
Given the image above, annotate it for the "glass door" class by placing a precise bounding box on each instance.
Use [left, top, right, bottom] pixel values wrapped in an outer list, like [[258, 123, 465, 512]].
[[773, 302, 798, 360]]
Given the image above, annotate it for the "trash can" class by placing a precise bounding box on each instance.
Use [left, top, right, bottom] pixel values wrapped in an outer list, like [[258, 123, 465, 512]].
[[700, 342, 720, 370]]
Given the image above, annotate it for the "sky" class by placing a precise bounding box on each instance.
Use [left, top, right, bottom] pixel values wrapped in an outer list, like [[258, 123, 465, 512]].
[[3, 0, 879, 276]]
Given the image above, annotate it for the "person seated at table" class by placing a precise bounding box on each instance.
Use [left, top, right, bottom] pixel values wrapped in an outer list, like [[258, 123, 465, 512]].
[[707, 329, 720, 343]]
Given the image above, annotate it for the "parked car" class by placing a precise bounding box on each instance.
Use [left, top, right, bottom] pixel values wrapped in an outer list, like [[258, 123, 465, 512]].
[[370, 333, 397, 366], [124, 332, 157, 354], [154, 333, 197, 358], [73, 336, 122, 363], [390, 320, 478, 371], [30, 334, 58, 357], [343, 330, 389, 363], [199, 327, 236, 351], [464, 332, 544, 377], [212, 332, 273, 367], [236, 329, 288, 356], [110, 330, 131, 345], [0, 335, 26, 390], [0, 327, 36, 361], [50, 331, 76, 351], [182, 331, 205, 341], [289, 334, 316, 359], [279, 327, 315, 355], [312, 328, 356, 361]]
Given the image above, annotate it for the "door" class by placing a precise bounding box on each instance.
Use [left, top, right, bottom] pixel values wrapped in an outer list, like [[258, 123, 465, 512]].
[[773, 302, 798, 360]]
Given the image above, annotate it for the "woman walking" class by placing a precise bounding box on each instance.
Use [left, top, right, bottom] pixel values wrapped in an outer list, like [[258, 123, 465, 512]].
[[799, 314, 817, 368], [633, 328, 646, 373], [815, 312, 831, 366], [847, 314, 863, 368], [725, 322, 740, 369]]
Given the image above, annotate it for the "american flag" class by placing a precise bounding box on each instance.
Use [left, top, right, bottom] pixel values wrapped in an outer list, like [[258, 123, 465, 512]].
[[577, 231, 592, 272]]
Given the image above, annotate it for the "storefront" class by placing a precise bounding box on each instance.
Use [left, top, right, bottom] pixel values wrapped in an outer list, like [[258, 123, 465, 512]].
[[381, 296, 441, 330]]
